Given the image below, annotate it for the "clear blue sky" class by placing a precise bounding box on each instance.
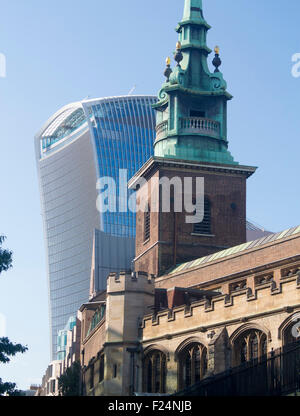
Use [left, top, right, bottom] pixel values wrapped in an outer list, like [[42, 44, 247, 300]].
[[0, 0, 299, 390]]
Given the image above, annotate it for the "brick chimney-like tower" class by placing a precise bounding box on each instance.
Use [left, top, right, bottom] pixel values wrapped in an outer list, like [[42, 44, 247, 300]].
[[129, 0, 256, 277]]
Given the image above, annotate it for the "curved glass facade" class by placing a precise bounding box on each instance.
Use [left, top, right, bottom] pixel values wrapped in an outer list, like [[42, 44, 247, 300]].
[[42, 108, 86, 149], [88, 98, 154, 237], [35, 96, 156, 359]]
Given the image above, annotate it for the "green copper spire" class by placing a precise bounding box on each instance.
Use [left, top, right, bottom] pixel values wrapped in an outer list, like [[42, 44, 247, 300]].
[[153, 0, 238, 166], [182, 0, 203, 22]]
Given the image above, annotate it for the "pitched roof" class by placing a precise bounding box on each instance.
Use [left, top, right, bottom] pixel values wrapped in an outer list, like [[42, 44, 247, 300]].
[[168, 225, 300, 276]]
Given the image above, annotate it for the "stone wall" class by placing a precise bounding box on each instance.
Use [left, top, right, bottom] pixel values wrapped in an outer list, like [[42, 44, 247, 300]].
[[141, 271, 300, 393]]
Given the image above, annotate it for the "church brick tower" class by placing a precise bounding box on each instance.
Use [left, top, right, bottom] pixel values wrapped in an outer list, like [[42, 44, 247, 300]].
[[129, 0, 256, 277]]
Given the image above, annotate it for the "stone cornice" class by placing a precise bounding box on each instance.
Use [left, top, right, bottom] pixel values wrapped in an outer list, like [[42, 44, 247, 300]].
[[128, 157, 257, 189], [177, 19, 211, 31], [163, 85, 233, 100]]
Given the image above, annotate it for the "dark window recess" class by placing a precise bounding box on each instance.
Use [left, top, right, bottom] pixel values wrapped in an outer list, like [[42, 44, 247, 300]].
[[99, 355, 104, 383], [193, 199, 211, 235], [179, 343, 208, 390], [51, 380, 56, 393], [144, 207, 151, 241], [191, 28, 200, 40], [113, 364, 117, 378], [190, 110, 205, 118], [144, 350, 167, 394], [90, 364, 94, 389]]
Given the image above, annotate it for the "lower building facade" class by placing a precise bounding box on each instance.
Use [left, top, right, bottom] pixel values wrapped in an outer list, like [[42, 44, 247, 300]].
[[78, 227, 300, 396], [39, 360, 62, 396]]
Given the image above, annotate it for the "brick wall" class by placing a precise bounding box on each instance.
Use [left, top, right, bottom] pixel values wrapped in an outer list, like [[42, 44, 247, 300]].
[[134, 160, 248, 277]]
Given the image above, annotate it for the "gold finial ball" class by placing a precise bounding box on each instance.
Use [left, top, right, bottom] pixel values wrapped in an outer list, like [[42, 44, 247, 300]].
[[166, 57, 171, 66], [214, 46, 220, 55], [176, 41, 182, 50]]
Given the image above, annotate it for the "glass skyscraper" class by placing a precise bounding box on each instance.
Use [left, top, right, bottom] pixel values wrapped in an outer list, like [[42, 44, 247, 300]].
[[35, 96, 156, 359]]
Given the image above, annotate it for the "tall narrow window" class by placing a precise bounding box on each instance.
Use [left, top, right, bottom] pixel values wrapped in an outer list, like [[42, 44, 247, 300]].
[[261, 337, 268, 357], [51, 379, 56, 394], [179, 343, 208, 390], [282, 321, 300, 388], [143, 350, 167, 393], [194, 347, 201, 383], [233, 330, 268, 366], [184, 352, 192, 387], [147, 359, 153, 392], [283, 321, 300, 346], [240, 340, 247, 364], [154, 354, 161, 393], [249, 333, 259, 361], [193, 198, 211, 235], [99, 354, 104, 383], [144, 205, 151, 241], [90, 364, 94, 389]]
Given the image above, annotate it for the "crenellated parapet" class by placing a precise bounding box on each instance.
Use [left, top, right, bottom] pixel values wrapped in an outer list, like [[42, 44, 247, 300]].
[[141, 272, 300, 344], [139, 269, 300, 393], [107, 271, 155, 296]]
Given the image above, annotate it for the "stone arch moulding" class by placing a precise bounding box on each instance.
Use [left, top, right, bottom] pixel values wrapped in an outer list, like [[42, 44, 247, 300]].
[[142, 344, 170, 361], [278, 312, 300, 340], [229, 322, 272, 346], [174, 336, 207, 362]]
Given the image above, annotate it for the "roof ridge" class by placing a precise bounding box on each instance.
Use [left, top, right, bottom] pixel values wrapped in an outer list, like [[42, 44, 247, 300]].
[[168, 225, 300, 276]]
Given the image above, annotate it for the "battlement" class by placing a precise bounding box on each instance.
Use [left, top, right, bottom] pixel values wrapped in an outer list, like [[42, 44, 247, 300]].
[[107, 271, 155, 295], [141, 273, 300, 339]]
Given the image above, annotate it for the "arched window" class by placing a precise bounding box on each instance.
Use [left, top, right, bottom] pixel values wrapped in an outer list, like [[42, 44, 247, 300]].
[[178, 343, 207, 390], [233, 329, 267, 366], [283, 320, 300, 347], [193, 198, 211, 235], [143, 350, 166, 393], [144, 205, 151, 242], [281, 319, 300, 387]]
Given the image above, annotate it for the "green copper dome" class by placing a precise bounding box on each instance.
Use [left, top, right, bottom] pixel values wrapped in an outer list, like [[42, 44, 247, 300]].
[[153, 0, 238, 166]]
